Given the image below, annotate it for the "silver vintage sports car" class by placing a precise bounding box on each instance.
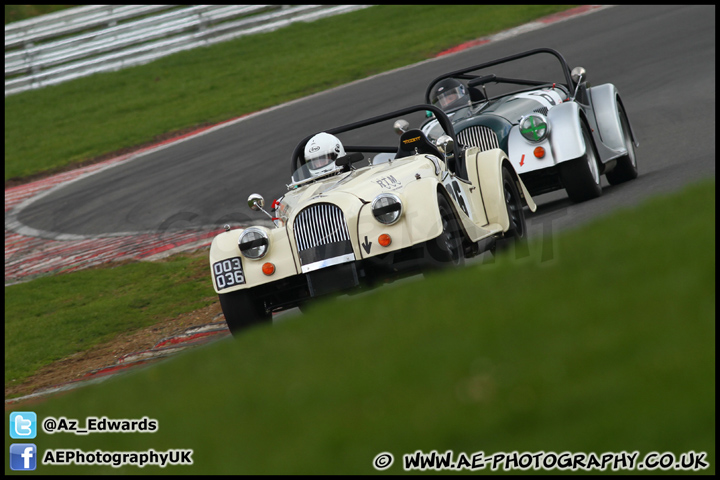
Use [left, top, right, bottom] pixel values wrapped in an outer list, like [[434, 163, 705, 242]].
[[420, 47, 639, 202]]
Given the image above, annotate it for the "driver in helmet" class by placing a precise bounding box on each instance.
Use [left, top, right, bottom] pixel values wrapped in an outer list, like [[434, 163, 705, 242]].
[[304, 132, 345, 177], [429, 78, 471, 112]]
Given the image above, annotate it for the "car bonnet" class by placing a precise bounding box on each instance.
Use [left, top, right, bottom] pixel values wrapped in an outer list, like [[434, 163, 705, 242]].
[[281, 155, 441, 215]]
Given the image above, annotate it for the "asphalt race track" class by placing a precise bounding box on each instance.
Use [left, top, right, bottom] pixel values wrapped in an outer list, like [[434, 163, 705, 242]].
[[11, 5, 717, 249]]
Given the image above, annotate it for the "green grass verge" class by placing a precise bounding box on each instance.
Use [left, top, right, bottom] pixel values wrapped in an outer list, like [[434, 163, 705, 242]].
[[5, 180, 714, 474], [5, 254, 216, 389], [4, 5, 76, 25], [5, 5, 574, 182]]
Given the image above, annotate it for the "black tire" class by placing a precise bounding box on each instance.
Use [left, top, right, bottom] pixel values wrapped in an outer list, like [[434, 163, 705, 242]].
[[605, 102, 638, 185], [425, 192, 464, 267], [559, 120, 602, 202], [495, 166, 528, 253], [218, 289, 271, 337]]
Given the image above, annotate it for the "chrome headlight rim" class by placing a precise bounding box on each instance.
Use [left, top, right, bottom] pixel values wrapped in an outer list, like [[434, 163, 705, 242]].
[[238, 227, 269, 259], [371, 193, 403, 225], [518, 113, 550, 143]]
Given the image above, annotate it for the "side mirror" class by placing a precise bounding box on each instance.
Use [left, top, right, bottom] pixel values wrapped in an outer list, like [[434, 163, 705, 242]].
[[436, 135, 454, 157], [336, 152, 365, 168], [468, 73, 497, 87], [248, 193, 264, 211], [393, 119, 410, 135], [248, 193, 278, 227], [570, 66, 587, 102], [571, 66, 586, 85]]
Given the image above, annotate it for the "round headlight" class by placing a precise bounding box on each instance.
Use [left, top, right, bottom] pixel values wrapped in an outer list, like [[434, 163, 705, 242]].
[[519, 113, 550, 143], [371, 193, 403, 225], [238, 227, 269, 259]]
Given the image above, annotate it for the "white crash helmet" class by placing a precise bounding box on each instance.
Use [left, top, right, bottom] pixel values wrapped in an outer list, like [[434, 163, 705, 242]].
[[304, 132, 345, 176]]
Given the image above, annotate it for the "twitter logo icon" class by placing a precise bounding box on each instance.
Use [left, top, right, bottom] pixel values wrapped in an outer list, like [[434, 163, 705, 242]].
[[10, 412, 37, 439]]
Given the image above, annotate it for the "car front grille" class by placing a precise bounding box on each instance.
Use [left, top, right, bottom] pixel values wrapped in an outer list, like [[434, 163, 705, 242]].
[[457, 125, 499, 152], [293, 203, 354, 270], [294, 203, 350, 250]]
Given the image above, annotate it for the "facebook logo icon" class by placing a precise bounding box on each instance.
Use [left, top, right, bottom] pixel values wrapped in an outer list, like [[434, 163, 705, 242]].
[[10, 411, 37, 439], [10, 444, 37, 471]]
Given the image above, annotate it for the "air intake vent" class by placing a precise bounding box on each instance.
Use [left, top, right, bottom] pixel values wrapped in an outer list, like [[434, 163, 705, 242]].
[[456, 126, 500, 152]]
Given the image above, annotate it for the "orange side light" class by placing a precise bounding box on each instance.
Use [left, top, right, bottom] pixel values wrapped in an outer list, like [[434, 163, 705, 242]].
[[262, 263, 275, 276], [533, 146, 545, 158], [378, 234, 392, 247]]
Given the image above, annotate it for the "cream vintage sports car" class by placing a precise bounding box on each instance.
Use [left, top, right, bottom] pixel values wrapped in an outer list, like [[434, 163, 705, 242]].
[[209, 104, 537, 336]]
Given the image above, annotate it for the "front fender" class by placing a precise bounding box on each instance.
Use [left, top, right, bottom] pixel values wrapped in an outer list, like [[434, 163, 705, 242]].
[[209, 226, 299, 294], [508, 101, 585, 174], [356, 177, 444, 259], [547, 101, 585, 161], [475, 149, 536, 231], [588, 83, 636, 159]]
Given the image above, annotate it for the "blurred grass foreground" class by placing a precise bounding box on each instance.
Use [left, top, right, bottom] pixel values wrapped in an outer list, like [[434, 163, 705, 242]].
[[7, 180, 714, 474]]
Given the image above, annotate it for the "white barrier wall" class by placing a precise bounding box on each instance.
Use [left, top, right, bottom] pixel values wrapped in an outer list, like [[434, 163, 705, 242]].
[[5, 5, 372, 96]]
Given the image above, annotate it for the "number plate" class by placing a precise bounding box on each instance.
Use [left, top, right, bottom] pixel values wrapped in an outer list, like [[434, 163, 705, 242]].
[[212, 257, 246, 291]]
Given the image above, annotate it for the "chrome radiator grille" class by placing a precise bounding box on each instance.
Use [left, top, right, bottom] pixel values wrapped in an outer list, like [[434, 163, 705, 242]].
[[457, 126, 499, 152], [293, 203, 351, 252]]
